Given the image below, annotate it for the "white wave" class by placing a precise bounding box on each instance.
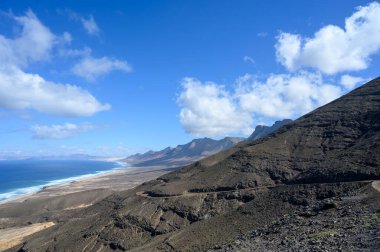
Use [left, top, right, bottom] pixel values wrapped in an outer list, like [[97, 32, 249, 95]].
[[0, 185, 43, 202], [114, 161, 127, 167], [0, 163, 128, 202]]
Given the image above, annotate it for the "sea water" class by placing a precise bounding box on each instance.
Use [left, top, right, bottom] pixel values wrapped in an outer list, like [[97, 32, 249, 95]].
[[0, 160, 125, 201]]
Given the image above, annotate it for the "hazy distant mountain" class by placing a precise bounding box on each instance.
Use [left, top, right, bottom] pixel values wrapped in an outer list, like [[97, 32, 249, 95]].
[[123, 137, 244, 167], [25, 154, 99, 161], [247, 119, 292, 141], [123, 120, 293, 168]]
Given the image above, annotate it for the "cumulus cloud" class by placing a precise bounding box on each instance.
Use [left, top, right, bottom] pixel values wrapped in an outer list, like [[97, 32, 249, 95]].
[[31, 123, 94, 139], [0, 67, 110, 116], [237, 72, 342, 118], [72, 56, 132, 81], [0, 10, 110, 116], [275, 33, 301, 71], [275, 2, 380, 74], [178, 3, 375, 137], [178, 73, 343, 137], [177, 78, 253, 137], [340, 75, 365, 89]]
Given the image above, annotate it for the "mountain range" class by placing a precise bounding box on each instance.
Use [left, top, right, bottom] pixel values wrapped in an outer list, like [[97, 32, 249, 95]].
[[6, 78, 380, 251], [123, 119, 292, 167], [123, 137, 244, 167]]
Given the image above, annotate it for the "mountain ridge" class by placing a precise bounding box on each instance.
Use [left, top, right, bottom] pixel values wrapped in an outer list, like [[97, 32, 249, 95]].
[[123, 119, 292, 168], [122, 137, 244, 167], [11, 77, 380, 252]]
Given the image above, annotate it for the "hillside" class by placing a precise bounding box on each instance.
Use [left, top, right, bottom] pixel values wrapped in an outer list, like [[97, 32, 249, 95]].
[[10, 77, 380, 251]]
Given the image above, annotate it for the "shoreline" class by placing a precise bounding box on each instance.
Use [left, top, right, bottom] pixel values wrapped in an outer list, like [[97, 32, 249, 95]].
[[0, 160, 127, 204], [0, 162, 175, 252], [0, 164, 174, 206]]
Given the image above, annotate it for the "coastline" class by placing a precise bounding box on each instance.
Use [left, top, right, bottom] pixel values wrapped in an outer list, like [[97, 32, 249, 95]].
[[0, 164, 174, 206], [0, 160, 127, 203], [0, 162, 176, 250]]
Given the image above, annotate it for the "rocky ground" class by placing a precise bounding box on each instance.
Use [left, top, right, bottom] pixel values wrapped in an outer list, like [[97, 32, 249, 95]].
[[211, 183, 380, 252]]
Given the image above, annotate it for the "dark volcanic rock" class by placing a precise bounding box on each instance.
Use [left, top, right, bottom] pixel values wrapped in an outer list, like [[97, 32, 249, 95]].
[[210, 184, 380, 252], [247, 119, 292, 141], [10, 78, 380, 251]]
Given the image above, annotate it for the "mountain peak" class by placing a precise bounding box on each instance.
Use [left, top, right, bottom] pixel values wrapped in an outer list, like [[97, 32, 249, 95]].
[[248, 119, 293, 141]]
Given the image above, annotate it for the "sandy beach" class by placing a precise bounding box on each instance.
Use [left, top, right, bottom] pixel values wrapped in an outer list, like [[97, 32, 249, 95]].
[[0, 165, 175, 251], [0, 165, 173, 205]]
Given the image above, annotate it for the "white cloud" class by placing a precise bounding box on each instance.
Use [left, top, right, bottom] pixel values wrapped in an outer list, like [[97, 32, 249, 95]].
[[56, 9, 131, 81], [178, 73, 343, 137], [243, 56, 255, 64], [275, 2, 380, 74], [177, 78, 253, 137], [0, 11, 110, 116], [275, 33, 301, 71], [58, 47, 92, 58], [178, 2, 377, 137], [60, 9, 100, 36], [0, 67, 110, 116], [72, 56, 132, 81], [81, 15, 100, 35], [340, 75, 365, 89], [31, 123, 94, 139], [237, 72, 342, 119], [0, 10, 56, 67], [62, 32, 72, 44]]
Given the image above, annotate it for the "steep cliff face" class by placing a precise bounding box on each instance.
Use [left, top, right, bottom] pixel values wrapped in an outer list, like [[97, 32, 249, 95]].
[[14, 78, 380, 252]]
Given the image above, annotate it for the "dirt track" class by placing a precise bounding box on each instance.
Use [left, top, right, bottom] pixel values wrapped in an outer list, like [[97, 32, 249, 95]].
[[136, 180, 380, 199]]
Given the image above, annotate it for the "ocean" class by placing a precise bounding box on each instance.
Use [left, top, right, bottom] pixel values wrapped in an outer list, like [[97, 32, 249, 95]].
[[0, 160, 124, 201]]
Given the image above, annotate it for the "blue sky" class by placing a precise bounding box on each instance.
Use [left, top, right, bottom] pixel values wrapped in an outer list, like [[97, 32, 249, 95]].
[[0, 0, 379, 158]]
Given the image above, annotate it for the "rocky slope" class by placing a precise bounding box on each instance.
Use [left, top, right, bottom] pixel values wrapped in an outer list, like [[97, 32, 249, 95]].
[[9, 77, 380, 251], [210, 182, 380, 252]]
